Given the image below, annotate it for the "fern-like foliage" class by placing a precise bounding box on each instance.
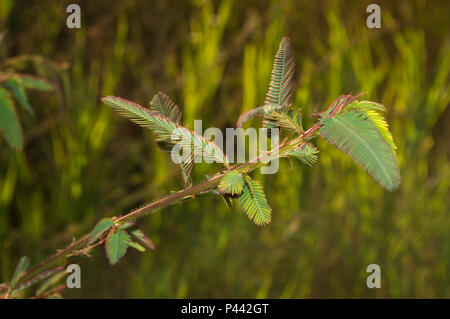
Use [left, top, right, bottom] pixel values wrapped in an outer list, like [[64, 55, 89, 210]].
[[88, 218, 114, 244], [131, 229, 155, 250], [11, 256, 30, 289], [238, 176, 272, 226], [345, 101, 397, 154], [150, 91, 182, 123], [265, 37, 295, 107], [218, 170, 244, 196], [11, 266, 64, 297], [319, 110, 401, 190], [102, 95, 229, 167], [264, 109, 303, 134], [287, 143, 319, 166], [105, 229, 130, 266], [236, 37, 296, 128]]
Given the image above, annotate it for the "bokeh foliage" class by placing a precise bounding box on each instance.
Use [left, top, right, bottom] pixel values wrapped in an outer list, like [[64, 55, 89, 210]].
[[0, 0, 449, 297]]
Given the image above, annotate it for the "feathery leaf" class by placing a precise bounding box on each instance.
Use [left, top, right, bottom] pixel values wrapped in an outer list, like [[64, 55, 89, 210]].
[[288, 143, 319, 166], [264, 109, 303, 133], [102, 95, 229, 166], [265, 37, 295, 107], [131, 229, 155, 250], [11, 256, 30, 288], [150, 91, 182, 123], [218, 170, 244, 196], [105, 229, 130, 265], [319, 110, 401, 190], [238, 177, 272, 226], [11, 266, 64, 296], [88, 218, 114, 244], [345, 100, 396, 153], [127, 241, 146, 252]]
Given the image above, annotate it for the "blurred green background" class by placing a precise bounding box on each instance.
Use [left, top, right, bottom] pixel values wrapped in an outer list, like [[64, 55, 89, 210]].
[[0, 0, 449, 298]]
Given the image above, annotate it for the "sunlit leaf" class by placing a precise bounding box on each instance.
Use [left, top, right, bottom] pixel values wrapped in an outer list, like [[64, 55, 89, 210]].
[[265, 37, 295, 107], [218, 170, 244, 196], [319, 110, 401, 190], [102, 95, 229, 167], [238, 177, 272, 226]]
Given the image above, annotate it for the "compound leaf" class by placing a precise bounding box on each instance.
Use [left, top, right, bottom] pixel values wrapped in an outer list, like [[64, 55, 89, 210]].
[[288, 143, 319, 166], [127, 241, 146, 252], [11, 256, 30, 288], [345, 100, 396, 153], [131, 229, 155, 250], [319, 110, 400, 190], [102, 96, 229, 167], [88, 218, 115, 244], [238, 177, 272, 226], [150, 91, 182, 123], [264, 109, 303, 134], [218, 170, 244, 196], [105, 229, 131, 265], [265, 37, 295, 107]]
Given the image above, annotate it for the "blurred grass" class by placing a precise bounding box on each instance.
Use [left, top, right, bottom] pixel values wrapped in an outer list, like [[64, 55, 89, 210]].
[[0, 0, 449, 298]]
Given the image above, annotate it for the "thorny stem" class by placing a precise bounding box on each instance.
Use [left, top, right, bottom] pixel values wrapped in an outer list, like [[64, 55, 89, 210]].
[[5, 97, 350, 296]]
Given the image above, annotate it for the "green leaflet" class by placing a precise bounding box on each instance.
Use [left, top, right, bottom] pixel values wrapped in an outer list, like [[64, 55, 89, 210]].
[[15, 75, 54, 91], [102, 95, 179, 142], [365, 110, 397, 154], [238, 177, 272, 226], [265, 37, 295, 107], [11, 266, 64, 296], [180, 153, 194, 187], [128, 241, 146, 252], [150, 91, 182, 123], [345, 100, 386, 112], [131, 229, 155, 250], [218, 170, 244, 196], [288, 143, 319, 166], [236, 37, 296, 128], [5, 78, 33, 114], [11, 256, 30, 288], [319, 110, 401, 191], [0, 88, 22, 149], [102, 95, 229, 167], [345, 100, 396, 153], [150, 92, 184, 154], [105, 229, 131, 265], [264, 109, 303, 134], [89, 218, 115, 244], [36, 271, 66, 296]]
